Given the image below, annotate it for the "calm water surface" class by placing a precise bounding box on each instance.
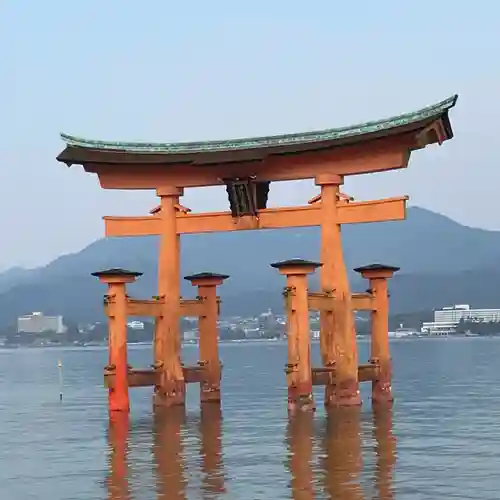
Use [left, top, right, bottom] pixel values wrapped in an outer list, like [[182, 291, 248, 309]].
[[0, 338, 499, 499]]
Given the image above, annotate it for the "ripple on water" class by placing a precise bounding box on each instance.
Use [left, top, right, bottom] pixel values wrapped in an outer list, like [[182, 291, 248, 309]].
[[0, 338, 499, 499]]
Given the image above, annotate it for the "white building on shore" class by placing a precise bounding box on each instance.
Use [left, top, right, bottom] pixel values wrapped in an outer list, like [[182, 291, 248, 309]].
[[421, 304, 500, 335], [17, 312, 65, 334]]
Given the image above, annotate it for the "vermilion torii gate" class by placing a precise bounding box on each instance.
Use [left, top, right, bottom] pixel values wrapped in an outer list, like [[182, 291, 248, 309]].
[[57, 94, 457, 413]]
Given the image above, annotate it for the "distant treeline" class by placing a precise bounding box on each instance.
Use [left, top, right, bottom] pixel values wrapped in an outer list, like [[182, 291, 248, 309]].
[[1, 317, 284, 345], [455, 318, 500, 335], [352, 310, 434, 334], [5, 311, 499, 345]]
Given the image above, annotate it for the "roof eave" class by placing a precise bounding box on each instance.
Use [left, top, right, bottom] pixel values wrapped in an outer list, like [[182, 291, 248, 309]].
[[55, 120, 445, 167], [56, 94, 458, 164], [56, 147, 73, 166]]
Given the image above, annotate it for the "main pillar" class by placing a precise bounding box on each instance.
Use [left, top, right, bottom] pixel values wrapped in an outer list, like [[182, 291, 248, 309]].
[[92, 268, 142, 413], [316, 174, 360, 407], [184, 272, 229, 404], [354, 264, 399, 405], [271, 259, 320, 413], [154, 186, 185, 408]]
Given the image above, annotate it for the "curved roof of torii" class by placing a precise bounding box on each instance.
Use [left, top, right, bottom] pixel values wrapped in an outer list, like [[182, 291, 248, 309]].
[[57, 94, 457, 165]]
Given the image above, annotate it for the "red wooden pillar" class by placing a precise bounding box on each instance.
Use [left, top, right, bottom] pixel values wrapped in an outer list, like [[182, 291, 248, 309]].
[[271, 259, 321, 413], [185, 272, 229, 404], [317, 174, 360, 408], [92, 268, 142, 413], [354, 264, 400, 406], [154, 186, 185, 408]]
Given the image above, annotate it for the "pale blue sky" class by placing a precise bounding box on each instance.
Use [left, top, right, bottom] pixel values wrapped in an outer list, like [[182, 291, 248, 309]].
[[1, 1, 498, 269]]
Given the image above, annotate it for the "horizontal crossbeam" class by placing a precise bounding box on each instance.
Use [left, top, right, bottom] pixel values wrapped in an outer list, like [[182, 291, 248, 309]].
[[308, 292, 374, 312], [104, 196, 408, 237], [103, 297, 206, 318], [311, 363, 379, 386], [104, 364, 379, 389], [104, 366, 207, 389]]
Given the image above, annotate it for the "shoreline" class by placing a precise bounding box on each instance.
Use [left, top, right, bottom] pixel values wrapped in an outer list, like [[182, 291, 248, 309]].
[[1, 333, 500, 350]]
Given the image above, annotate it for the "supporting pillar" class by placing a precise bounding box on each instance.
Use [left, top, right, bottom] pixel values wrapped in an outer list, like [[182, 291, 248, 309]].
[[270, 258, 320, 413], [316, 174, 360, 407], [354, 264, 400, 405], [92, 268, 142, 413], [154, 186, 185, 408], [184, 272, 229, 404]]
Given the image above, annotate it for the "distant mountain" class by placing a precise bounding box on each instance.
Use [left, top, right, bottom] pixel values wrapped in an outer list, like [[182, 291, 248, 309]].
[[0, 206, 499, 326], [0, 266, 35, 293]]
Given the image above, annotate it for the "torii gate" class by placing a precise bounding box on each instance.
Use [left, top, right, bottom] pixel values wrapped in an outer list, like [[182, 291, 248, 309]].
[[57, 94, 457, 413]]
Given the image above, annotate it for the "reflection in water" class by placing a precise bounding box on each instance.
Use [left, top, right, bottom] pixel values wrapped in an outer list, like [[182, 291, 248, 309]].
[[320, 408, 364, 500], [285, 413, 315, 499], [372, 408, 397, 500], [106, 404, 395, 499], [106, 406, 227, 500], [106, 412, 131, 500], [199, 404, 226, 496], [153, 408, 188, 500], [285, 407, 397, 499]]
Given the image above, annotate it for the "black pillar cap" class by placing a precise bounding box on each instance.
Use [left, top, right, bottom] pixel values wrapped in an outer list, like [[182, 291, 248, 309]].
[[91, 268, 143, 278], [353, 263, 400, 274], [184, 272, 230, 281], [270, 258, 322, 270]]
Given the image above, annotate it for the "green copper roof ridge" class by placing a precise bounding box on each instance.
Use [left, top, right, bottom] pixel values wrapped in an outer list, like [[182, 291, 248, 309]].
[[60, 94, 457, 154]]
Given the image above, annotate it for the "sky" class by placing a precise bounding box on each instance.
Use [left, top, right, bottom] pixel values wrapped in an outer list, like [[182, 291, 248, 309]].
[[0, 1, 499, 270]]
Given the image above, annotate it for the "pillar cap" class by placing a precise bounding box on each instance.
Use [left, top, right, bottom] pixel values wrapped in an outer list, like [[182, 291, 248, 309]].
[[184, 272, 230, 286], [315, 173, 344, 186], [353, 263, 400, 279], [271, 258, 322, 269], [91, 268, 142, 283], [92, 268, 143, 278], [184, 272, 230, 281], [156, 185, 183, 197], [270, 258, 322, 275]]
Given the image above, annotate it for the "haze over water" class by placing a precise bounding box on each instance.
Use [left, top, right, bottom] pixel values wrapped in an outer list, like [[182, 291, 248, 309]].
[[1, 338, 499, 499]]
